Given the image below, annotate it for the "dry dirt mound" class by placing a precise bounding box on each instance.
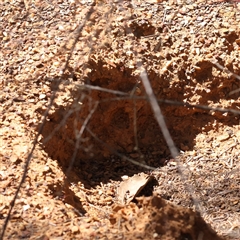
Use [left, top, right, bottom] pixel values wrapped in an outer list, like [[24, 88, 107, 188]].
[[0, 0, 240, 239], [110, 195, 222, 240]]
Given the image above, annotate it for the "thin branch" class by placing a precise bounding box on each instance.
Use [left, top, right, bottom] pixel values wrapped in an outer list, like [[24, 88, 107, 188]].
[[138, 63, 201, 211], [85, 127, 155, 170], [138, 64, 179, 159], [65, 101, 99, 176], [211, 58, 240, 81], [0, 7, 94, 239], [74, 84, 240, 115]]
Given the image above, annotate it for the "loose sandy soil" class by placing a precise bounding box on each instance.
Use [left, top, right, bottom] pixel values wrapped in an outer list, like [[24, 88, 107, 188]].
[[0, 0, 240, 239]]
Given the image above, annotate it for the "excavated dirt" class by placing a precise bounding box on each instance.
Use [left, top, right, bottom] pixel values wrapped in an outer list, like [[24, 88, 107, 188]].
[[110, 195, 222, 240], [0, 0, 240, 239]]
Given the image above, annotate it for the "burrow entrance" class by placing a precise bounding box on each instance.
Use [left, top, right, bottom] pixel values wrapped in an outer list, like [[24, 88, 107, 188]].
[[40, 58, 239, 185]]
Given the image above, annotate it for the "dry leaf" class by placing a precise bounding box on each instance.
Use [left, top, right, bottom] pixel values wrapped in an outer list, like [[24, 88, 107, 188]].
[[117, 173, 153, 205]]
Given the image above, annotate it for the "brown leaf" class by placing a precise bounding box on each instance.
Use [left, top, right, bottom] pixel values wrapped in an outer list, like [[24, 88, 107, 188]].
[[117, 173, 153, 205]]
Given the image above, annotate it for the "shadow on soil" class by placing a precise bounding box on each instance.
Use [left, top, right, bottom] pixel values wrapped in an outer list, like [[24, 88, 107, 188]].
[[39, 60, 239, 190]]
